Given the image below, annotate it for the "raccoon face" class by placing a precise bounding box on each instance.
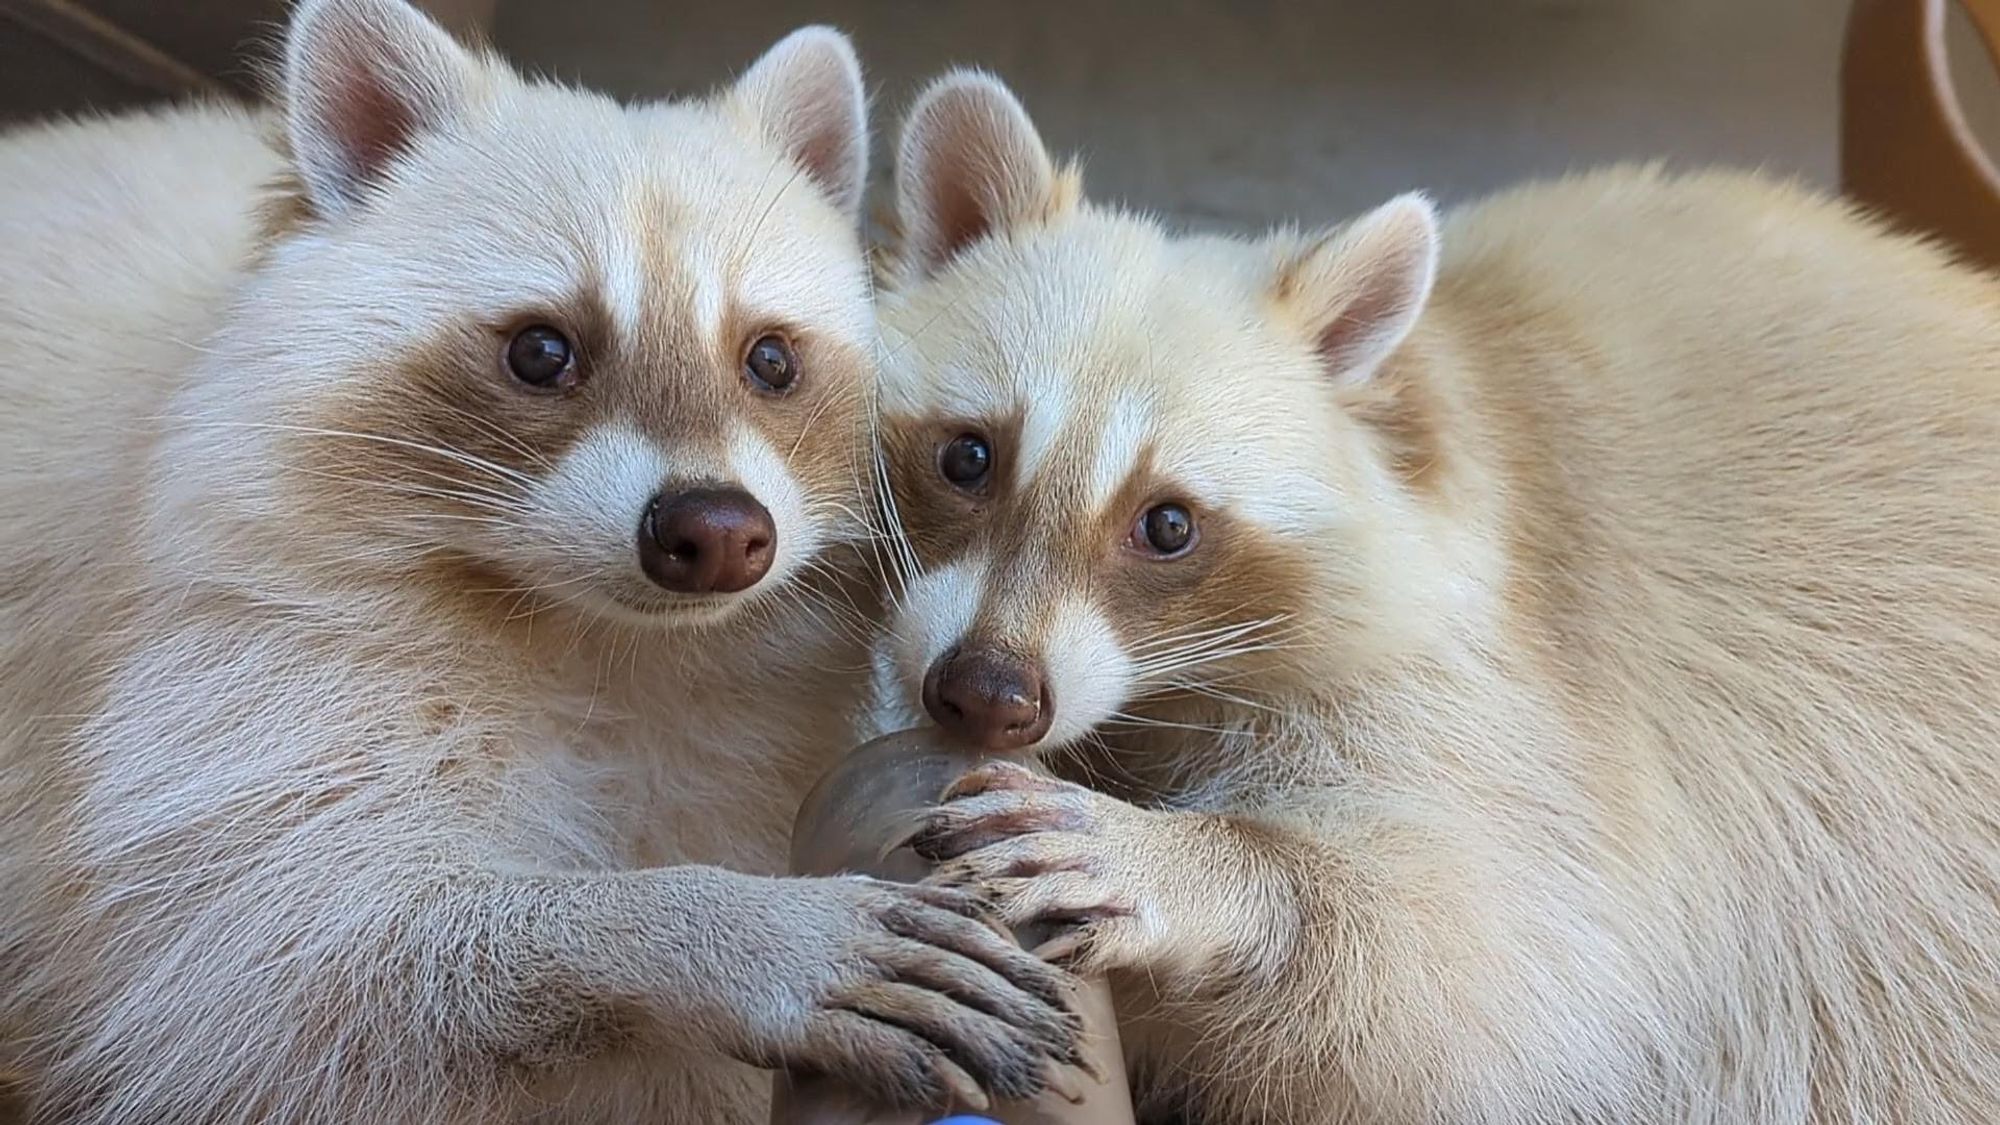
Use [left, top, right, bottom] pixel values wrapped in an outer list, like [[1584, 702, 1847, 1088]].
[[869, 72, 1441, 751], [204, 0, 875, 630]]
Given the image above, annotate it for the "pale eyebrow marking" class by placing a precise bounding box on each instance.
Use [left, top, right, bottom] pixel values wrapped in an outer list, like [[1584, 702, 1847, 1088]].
[[602, 224, 648, 341], [1088, 390, 1155, 516], [1013, 366, 1073, 490], [687, 252, 724, 343]]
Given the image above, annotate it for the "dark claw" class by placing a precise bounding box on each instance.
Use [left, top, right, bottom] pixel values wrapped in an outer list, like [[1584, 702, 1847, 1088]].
[[910, 803, 1081, 862]]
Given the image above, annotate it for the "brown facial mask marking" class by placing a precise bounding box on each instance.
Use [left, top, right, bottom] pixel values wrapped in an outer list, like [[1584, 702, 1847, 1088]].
[[290, 287, 618, 540], [880, 411, 1026, 572], [882, 401, 1324, 738]]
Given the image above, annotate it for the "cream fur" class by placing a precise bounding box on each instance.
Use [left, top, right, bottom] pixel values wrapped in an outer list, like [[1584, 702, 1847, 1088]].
[[874, 71, 2000, 1125], [0, 10, 1080, 1124]]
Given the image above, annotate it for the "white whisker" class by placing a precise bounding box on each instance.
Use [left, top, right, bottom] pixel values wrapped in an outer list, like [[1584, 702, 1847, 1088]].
[[152, 417, 539, 490]]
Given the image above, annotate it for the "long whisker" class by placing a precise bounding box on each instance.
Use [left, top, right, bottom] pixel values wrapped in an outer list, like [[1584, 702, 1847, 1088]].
[[1128, 615, 1294, 677], [786, 376, 855, 463], [1102, 711, 1247, 737], [1176, 680, 1288, 715], [1131, 637, 1293, 678], [805, 497, 904, 549], [732, 160, 808, 269], [286, 468, 525, 516], [470, 573, 595, 599], [152, 417, 539, 490], [869, 439, 921, 608], [428, 399, 554, 472], [1128, 614, 1286, 654]]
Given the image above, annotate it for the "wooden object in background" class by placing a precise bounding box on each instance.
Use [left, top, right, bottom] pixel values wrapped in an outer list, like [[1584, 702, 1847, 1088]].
[[1841, 0, 2000, 270], [0, 0, 223, 98]]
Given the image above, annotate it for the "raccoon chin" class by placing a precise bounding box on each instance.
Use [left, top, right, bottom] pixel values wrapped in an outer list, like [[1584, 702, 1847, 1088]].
[[589, 587, 771, 631]]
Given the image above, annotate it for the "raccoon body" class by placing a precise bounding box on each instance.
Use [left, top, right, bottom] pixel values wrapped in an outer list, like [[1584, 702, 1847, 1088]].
[[0, 9, 1080, 1123], [871, 72, 2000, 1124]]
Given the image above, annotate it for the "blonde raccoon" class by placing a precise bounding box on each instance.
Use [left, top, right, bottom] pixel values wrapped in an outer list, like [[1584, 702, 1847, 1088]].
[[0, 8, 1076, 1123], [867, 70, 2000, 1124]]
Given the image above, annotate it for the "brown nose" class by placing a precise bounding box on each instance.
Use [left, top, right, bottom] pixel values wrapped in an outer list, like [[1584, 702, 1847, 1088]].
[[639, 487, 776, 594], [922, 645, 1053, 750]]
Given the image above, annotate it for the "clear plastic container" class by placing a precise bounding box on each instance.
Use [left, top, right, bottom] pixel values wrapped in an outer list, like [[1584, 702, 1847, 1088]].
[[769, 729, 1136, 1125]]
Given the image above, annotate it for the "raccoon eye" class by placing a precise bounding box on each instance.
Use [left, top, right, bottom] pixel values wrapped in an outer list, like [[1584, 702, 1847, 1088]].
[[744, 334, 799, 393], [939, 434, 992, 489], [506, 325, 575, 389], [1133, 502, 1197, 558]]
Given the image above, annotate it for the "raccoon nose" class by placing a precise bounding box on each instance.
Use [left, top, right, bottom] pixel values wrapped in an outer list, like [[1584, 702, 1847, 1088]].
[[922, 646, 1053, 751], [639, 488, 776, 595]]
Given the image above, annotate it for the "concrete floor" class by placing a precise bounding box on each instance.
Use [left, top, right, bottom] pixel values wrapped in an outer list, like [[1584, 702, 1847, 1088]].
[[493, 0, 2000, 232]]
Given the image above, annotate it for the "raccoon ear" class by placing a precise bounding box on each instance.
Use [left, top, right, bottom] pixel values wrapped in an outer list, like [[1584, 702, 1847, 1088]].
[[728, 27, 869, 225], [1278, 193, 1440, 385], [282, 0, 481, 218], [895, 70, 1065, 279]]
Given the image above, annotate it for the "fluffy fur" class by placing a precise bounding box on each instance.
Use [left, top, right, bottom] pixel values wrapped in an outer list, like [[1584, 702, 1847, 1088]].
[[870, 70, 2000, 1124], [0, 9, 1077, 1123]]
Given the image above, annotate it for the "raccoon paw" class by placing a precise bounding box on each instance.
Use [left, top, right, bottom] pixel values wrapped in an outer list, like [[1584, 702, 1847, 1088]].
[[909, 763, 1160, 972]]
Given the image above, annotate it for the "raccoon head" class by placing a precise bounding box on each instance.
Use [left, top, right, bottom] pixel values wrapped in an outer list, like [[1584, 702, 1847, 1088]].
[[870, 70, 1450, 752], [169, 0, 876, 631]]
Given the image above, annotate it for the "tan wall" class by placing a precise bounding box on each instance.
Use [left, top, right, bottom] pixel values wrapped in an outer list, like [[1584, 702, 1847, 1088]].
[[1, 0, 1994, 232]]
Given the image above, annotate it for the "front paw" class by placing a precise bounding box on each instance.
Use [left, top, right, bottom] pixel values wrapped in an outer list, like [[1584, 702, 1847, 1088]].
[[909, 762, 1159, 972], [729, 874, 1084, 1112]]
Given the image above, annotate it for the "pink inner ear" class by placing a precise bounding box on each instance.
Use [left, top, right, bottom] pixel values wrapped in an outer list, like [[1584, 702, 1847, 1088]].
[[925, 174, 996, 271], [325, 63, 420, 188], [786, 105, 858, 209], [908, 91, 1018, 273], [1316, 263, 1415, 375]]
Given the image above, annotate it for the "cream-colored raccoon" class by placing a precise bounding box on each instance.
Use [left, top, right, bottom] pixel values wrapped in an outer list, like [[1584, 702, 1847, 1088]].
[[866, 70, 2000, 1124], [0, 7, 1079, 1123]]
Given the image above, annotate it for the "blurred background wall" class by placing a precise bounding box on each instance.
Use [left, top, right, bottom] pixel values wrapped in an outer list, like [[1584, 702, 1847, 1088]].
[[2, 0, 1995, 231]]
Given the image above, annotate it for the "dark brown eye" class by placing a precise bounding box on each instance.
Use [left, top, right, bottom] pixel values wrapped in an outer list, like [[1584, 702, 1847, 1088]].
[[1134, 502, 1196, 557], [506, 325, 573, 388], [939, 434, 992, 488], [745, 333, 798, 393]]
